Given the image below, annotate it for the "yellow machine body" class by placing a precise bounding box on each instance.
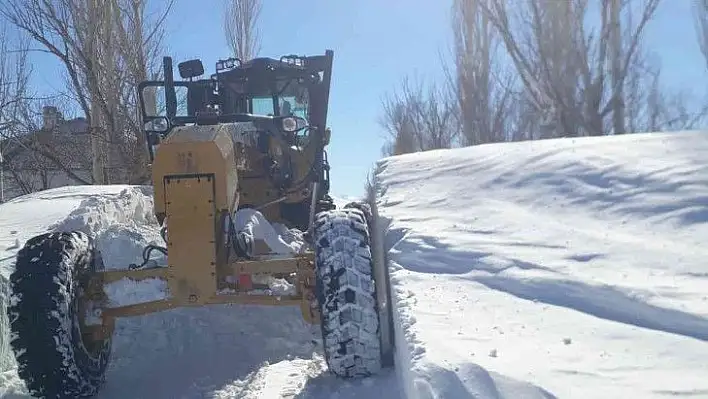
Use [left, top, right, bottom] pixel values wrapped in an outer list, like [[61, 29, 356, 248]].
[[90, 125, 320, 340], [151, 124, 240, 223]]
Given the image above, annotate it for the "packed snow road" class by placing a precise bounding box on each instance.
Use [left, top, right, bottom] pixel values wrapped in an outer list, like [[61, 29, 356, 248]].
[[0, 187, 401, 399]]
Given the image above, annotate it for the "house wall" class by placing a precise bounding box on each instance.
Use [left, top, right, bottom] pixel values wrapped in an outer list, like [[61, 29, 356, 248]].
[[0, 107, 132, 203]]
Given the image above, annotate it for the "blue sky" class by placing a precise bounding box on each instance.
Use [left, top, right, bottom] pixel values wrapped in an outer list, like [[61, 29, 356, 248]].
[[23, 0, 708, 198]]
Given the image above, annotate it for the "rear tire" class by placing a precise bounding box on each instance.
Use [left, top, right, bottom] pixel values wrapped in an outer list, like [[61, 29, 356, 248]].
[[312, 207, 382, 377], [8, 232, 112, 398]]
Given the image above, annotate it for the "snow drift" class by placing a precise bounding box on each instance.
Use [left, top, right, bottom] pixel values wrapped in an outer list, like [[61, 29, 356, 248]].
[[372, 130, 708, 399]]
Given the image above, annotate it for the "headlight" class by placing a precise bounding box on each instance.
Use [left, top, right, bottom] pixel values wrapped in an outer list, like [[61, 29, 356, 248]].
[[282, 117, 298, 132]]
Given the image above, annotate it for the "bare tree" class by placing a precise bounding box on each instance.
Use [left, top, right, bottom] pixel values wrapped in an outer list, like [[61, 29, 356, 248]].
[[623, 38, 707, 132], [379, 77, 459, 156], [476, 0, 664, 137], [0, 24, 89, 199], [696, 0, 708, 70], [0, 0, 174, 186], [0, 26, 29, 139], [0, 24, 31, 201], [108, 0, 172, 183], [451, 0, 519, 145], [4, 102, 95, 197], [224, 0, 261, 61], [379, 100, 417, 156]]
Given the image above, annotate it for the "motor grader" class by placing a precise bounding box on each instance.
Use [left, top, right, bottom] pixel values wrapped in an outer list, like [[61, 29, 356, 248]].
[[6, 50, 394, 398]]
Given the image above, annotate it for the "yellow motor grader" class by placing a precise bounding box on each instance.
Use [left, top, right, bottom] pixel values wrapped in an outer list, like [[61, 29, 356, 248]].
[[6, 50, 394, 398]]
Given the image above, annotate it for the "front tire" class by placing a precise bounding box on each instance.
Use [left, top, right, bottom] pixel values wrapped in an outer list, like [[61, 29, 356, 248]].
[[312, 207, 383, 377], [8, 232, 112, 398]]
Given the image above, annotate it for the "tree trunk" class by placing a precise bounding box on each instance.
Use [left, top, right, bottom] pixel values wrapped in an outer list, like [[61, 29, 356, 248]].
[[610, 0, 625, 134]]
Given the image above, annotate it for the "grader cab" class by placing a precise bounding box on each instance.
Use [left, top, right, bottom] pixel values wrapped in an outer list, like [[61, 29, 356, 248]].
[[6, 50, 394, 398]]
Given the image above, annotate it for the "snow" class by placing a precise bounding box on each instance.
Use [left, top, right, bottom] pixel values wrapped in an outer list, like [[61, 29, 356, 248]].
[[103, 278, 169, 308], [0, 185, 139, 275], [372, 130, 708, 399], [1, 129, 706, 398], [330, 194, 362, 209], [0, 185, 401, 398], [233, 208, 307, 254], [250, 274, 297, 296]]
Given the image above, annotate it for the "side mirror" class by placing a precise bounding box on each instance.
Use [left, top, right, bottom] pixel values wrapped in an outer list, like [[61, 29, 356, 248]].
[[178, 59, 204, 79], [323, 127, 331, 145], [280, 116, 309, 132], [144, 116, 169, 134]]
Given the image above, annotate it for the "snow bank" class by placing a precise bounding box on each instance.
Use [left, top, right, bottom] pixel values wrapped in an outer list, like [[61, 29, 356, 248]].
[[374, 130, 708, 399], [0, 185, 140, 274], [46, 186, 171, 308]]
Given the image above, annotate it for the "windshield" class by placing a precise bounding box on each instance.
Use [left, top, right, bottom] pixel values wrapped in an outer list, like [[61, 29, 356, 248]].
[[141, 84, 189, 118], [251, 95, 308, 119]]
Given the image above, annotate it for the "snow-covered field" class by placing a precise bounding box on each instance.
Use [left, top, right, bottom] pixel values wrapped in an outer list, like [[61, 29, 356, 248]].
[[0, 130, 706, 398], [373, 130, 708, 399]]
